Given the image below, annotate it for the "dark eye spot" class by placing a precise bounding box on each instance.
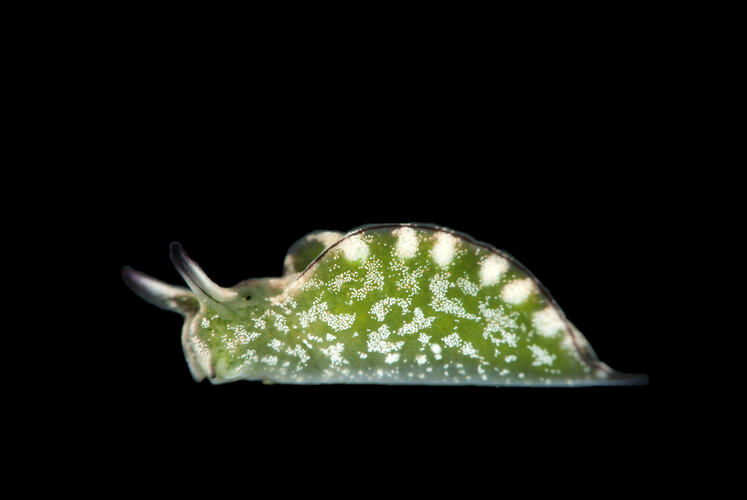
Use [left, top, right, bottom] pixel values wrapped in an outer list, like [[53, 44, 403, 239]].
[[244, 295, 252, 301]]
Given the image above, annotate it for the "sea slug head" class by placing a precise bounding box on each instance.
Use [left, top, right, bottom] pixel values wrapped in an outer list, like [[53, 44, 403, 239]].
[[122, 242, 289, 383]]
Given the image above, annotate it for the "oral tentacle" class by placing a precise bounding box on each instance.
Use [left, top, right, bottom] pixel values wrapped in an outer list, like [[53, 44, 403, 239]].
[[121, 266, 197, 315]]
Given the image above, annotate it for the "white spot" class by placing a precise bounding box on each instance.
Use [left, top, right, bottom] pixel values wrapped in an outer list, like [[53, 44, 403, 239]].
[[430, 343, 442, 360], [385, 353, 400, 364], [286, 345, 310, 364], [504, 354, 517, 363], [321, 343, 347, 366], [339, 234, 369, 261], [261, 355, 278, 366], [480, 255, 509, 287], [532, 306, 565, 338], [268, 339, 284, 351], [460, 342, 480, 359], [595, 368, 610, 379], [394, 227, 419, 259], [415, 354, 427, 365], [367, 325, 405, 354], [528, 345, 556, 366], [431, 232, 458, 267], [443, 332, 462, 348], [501, 278, 536, 304]]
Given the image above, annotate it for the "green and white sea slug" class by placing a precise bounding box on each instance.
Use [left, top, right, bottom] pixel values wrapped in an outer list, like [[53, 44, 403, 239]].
[[123, 223, 646, 387]]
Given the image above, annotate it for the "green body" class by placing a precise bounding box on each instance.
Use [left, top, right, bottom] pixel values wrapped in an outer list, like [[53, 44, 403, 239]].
[[123, 224, 645, 386]]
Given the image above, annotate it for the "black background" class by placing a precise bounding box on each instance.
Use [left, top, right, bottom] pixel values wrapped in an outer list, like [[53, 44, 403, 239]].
[[42, 4, 744, 482]]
